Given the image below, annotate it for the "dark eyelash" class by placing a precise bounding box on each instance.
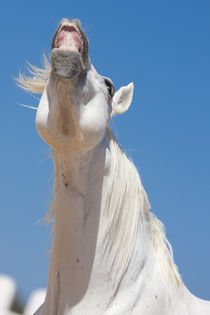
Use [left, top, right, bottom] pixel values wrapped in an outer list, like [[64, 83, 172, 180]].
[[104, 78, 115, 98]]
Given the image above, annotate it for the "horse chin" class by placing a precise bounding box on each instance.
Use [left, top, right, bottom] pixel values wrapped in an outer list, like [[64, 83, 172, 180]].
[[51, 48, 84, 79], [51, 19, 89, 79]]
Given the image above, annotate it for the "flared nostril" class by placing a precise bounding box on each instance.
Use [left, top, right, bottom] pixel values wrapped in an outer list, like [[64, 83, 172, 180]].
[[60, 18, 71, 25], [72, 19, 81, 28]]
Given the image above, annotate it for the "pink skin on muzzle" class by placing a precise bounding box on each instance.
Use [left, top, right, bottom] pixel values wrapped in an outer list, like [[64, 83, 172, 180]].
[[54, 26, 83, 53]]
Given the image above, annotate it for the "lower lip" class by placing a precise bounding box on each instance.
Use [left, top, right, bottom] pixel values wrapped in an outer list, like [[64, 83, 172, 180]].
[[54, 25, 82, 52]]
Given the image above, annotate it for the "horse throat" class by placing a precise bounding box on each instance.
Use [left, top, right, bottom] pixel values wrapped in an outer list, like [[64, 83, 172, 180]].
[[44, 139, 112, 313]]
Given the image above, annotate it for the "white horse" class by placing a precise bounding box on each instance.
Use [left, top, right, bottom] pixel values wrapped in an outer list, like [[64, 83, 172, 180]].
[[18, 18, 210, 315]]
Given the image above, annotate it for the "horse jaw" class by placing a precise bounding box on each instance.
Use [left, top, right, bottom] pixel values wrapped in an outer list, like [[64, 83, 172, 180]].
[[36, 18, 134, 154], [36, 19, 110, 153], [51, 18, 89, 79]]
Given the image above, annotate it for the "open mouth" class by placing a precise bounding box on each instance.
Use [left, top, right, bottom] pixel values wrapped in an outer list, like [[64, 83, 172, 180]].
[[53, 25, 83, 53], [51, 19, 89, 78]]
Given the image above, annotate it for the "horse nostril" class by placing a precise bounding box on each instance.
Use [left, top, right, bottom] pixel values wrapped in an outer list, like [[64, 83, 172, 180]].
[[72, 19, 81, 28], [60, 18, 71, 25]]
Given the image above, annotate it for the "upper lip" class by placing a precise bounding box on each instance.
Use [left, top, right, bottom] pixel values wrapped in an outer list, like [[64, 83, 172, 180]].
[[52, 23, 83, 52]]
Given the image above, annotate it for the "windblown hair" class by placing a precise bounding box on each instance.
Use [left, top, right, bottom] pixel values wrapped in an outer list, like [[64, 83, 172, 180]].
[[17, 56, 51, 94], [103, 128, 150, 280], [104, 129, 183, 299], [18, 60, 183, 300]]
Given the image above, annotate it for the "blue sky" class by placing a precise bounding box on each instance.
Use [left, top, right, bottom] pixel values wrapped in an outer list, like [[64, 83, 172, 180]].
[[0, 0, 209, 305]]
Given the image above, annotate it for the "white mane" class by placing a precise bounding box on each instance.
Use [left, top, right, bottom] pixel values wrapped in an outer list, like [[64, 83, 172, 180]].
[[104, 129, 183, 298], [17, 56, 50, 94], [17, 61, 183, 299]]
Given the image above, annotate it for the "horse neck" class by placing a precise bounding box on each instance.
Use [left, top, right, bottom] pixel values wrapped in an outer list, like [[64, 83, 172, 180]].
[[51, 137, 108, 268], [45, 136, 112, 311], [45, 132, 153, 314]]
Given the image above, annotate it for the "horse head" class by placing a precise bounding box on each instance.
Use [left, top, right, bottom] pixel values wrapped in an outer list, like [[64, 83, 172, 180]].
[[36, 18, 134, 153]]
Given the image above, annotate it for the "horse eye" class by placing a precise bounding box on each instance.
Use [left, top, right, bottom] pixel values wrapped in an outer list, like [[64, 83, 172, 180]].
[[104, 78, 115, 98]]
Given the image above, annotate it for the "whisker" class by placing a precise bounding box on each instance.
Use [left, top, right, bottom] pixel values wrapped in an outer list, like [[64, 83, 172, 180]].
[[29, 93, 40, 101], [18, 103, 38, 110]]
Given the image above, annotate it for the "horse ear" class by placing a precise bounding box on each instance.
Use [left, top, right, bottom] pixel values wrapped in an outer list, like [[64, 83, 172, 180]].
[[111, 82, 134, 117]]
